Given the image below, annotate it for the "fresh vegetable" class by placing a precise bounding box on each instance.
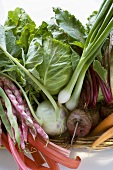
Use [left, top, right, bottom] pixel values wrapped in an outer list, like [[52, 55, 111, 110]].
[[100, 103, 113, 119], [28, 133, 81, 169], [67, 108, 100, 137], [36, 101, 68, 136], [89, 112, 113, 137], [58, 0, 113, 110], [91, 127, 113, 150], [0, 0, 112, 169]]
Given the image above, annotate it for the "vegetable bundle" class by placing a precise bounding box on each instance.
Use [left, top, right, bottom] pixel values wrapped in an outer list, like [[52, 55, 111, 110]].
[[0, 0, 113, 169]]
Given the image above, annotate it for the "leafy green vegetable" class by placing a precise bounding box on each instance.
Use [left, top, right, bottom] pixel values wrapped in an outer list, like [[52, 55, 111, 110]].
[[35, 37, 73, 95], [53, 7, 85, 43], [4, 7, 36, 53]]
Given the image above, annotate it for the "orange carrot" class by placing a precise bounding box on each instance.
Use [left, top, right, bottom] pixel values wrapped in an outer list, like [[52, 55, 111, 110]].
[[89, 112, 113, 136], [91, 127, 113, 149]]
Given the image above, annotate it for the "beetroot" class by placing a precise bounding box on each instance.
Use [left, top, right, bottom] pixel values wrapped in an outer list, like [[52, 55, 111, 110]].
[[67, 108, 100, 137]]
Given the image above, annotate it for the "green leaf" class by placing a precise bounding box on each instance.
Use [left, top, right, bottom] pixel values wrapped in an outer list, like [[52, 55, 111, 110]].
[[71, 49, 80, 71], [53, 7, 85, 43], [4, 7, 36, 53], [5, 30, 21, 57], [93, 60, 107, 82], [25, 38, 44, 69], [70, 41, 84, 49], [0, 25, 6, 50], [36, 37, 73, 95]]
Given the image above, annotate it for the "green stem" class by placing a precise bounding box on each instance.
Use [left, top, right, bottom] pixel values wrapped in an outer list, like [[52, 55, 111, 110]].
[[58, 18, 113, 103], [85, 0, 112, 47], [89, 4, 113, 44], [0, 46, 58, 112]]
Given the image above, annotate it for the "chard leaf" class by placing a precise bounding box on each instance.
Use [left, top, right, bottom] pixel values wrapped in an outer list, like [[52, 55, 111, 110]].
[[36, 37, 73, 95], [93, 60, 107, 82], [47, 18, 68, 42], [53, 7, 85, 43]]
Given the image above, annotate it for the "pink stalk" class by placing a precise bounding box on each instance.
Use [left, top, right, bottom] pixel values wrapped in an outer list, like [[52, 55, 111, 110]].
[[8, 134, 28, 170]]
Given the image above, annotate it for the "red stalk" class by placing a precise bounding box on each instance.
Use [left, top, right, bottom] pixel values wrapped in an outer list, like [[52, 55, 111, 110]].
[[42, 154, 60, 170], [1, 132, 47, 170], [8, 134, 28, 170], [28, 133, 81, 169], [27, 143, 46, 167]]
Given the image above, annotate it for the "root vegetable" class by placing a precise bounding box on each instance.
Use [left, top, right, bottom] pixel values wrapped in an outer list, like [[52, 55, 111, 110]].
[[67, 108, 100, 137], [89, 112, 113, 137], [91, 127, 113, 149]]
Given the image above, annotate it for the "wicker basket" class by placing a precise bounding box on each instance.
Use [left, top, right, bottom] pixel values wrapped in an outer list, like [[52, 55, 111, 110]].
[[50, 134, 113, 150]]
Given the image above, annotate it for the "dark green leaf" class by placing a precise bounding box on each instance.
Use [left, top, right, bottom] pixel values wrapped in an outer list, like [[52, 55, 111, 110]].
[[53, 7, 85, 43]]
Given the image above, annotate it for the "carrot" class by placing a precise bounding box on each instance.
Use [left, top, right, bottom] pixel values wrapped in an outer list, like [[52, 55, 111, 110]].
[[28, 133, 81, 169], [89, 112, 113, 136], [91, 127, 113, 149]]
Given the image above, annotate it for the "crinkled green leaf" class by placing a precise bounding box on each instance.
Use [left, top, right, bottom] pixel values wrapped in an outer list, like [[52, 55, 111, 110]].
[[53, 7, 85, 43], [93, 60, 107, 82], [4, 7, 36, 53], [36, 37, 73, 95], [35, 21, 52, 44]]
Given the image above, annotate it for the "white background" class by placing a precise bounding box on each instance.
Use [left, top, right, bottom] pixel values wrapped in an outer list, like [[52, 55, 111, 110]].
[[1, 0, 113, 170]]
